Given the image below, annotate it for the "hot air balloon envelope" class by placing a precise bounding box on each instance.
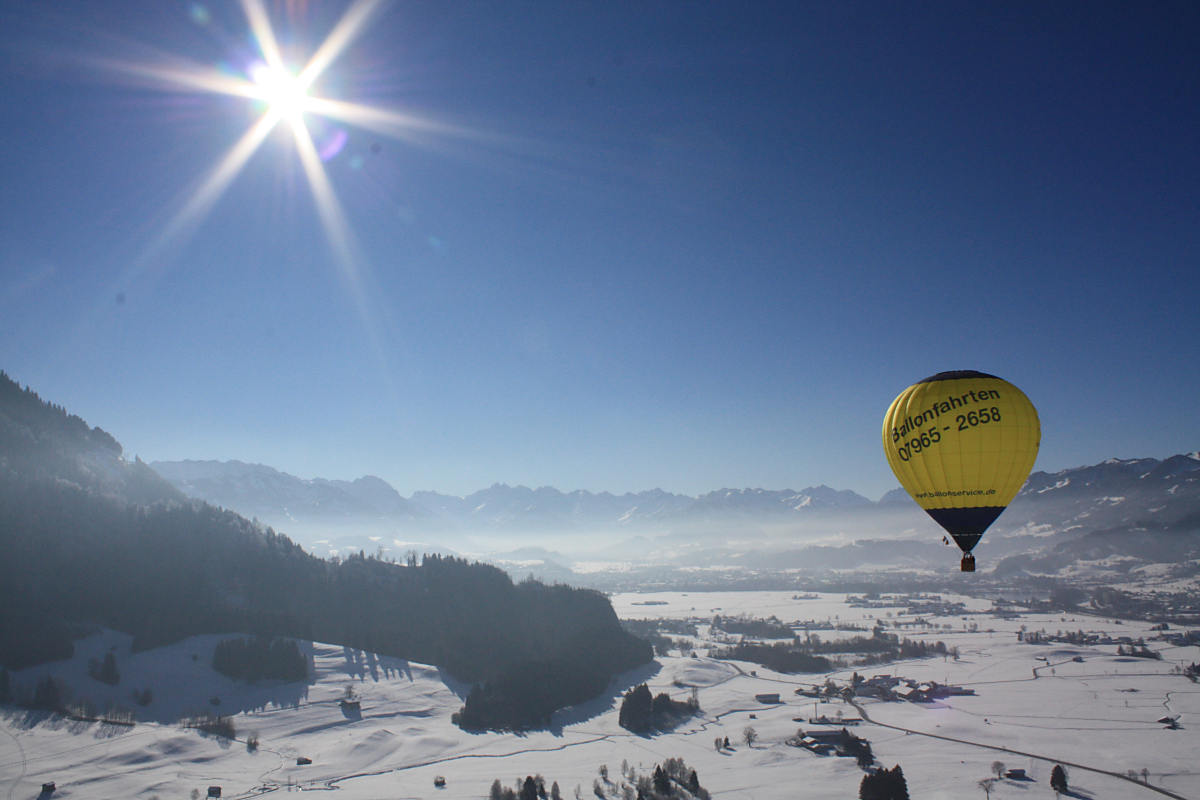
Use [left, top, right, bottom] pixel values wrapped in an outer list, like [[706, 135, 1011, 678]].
[[882, 370, 1040, 571]]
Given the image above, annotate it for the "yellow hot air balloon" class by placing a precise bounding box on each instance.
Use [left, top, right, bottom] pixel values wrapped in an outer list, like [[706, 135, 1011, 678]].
[[882, 370, 1040, 571]]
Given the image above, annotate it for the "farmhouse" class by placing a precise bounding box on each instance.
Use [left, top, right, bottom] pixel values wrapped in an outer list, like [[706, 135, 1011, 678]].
[[789, 727, 871, 760], [798, 735, 835, 755]]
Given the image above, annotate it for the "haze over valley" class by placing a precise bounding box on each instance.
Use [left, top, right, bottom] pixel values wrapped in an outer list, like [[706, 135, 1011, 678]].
[[152, 452, 1200, 592]]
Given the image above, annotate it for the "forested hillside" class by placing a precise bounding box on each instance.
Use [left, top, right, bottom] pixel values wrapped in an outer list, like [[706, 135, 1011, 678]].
[[0, 371, 181, 504], [0, 371, 651, 729]]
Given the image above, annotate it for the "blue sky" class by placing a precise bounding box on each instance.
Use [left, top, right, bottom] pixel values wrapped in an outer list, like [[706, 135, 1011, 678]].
[[1, 1, 1197, 499]]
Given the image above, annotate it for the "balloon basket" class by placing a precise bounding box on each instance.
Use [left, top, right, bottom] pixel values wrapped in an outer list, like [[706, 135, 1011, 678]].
[[960, 554, 976, 572]]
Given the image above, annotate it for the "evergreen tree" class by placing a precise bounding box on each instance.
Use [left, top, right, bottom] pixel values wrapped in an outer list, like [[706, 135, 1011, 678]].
[[889, 765, 909, 800], [859, 771, 882, 800], [856, 740, 874, 769], [33, 676, 61, 710], [618, 683, 654, 732], [1050, 764, 1068, 793], [0, 667, 10, 704], [652, 765, 669, 796], [99, 652, 119, 685], [521, 776, 539, 800]]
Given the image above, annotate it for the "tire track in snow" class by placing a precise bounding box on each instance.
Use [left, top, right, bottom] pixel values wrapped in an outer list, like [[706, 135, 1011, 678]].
[[1, 726, 26, 800]]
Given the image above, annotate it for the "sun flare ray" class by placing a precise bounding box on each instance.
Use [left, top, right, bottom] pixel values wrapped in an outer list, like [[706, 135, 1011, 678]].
[[89, 54, 259, 100], [241, 0, 287, 73], [152, 110, 281, 257], [291, 120, 357, 276], [304, 96, 471, 142], [290, 118, 386, 361], [297, 0, 387, 90]]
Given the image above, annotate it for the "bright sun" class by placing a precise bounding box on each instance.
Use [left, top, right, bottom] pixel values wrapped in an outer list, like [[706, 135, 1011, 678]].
[[112, 0, 446, 291], [249, 62, 310, 121]]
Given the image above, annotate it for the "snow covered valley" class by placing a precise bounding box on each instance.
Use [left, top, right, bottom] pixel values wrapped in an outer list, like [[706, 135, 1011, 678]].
[[4, 591, 1198, 800]]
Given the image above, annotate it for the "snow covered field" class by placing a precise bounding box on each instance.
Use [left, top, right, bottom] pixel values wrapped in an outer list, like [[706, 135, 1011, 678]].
[[3, 592, 1198, 800]]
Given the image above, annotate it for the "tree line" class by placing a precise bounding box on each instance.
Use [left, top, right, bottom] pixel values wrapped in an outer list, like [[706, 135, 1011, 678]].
[[489, 758, 710, 800], [212, 636, 308, 683], [859, 765, 908, 800], [710, 629, 949, 673], [617, 683, 699, 733]]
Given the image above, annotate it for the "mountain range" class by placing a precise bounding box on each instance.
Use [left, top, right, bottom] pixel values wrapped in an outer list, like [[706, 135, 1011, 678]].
[[150, 451, 1200, 580], [151, 454, 1200, 533], [148, 459, 910, 532]]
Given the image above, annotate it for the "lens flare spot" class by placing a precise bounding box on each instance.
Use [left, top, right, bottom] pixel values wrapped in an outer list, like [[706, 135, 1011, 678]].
[[188, 4, 210, 26], [318, 128, 348, 162]]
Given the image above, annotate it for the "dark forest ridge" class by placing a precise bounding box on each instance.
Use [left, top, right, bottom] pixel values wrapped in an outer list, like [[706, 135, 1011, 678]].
[[0, 370, 651, 730]]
